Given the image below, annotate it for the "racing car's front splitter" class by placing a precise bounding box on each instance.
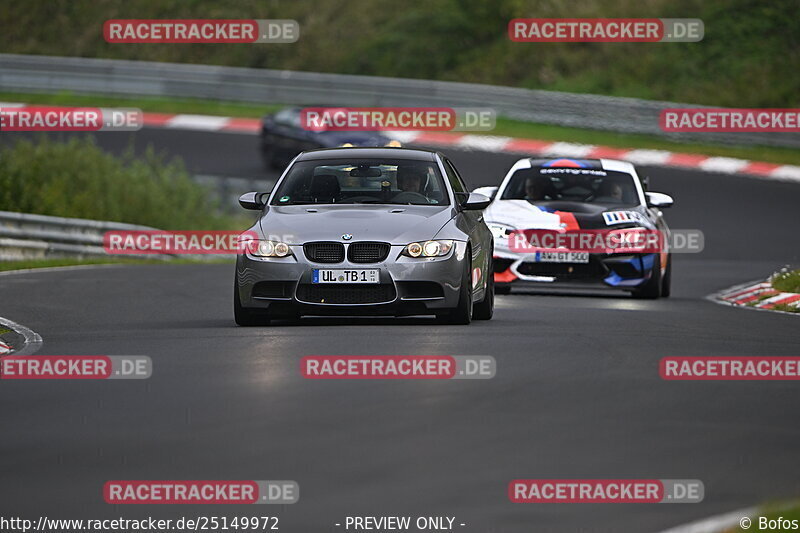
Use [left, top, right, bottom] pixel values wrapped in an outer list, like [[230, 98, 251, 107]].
[[494, 252, 657, 292]]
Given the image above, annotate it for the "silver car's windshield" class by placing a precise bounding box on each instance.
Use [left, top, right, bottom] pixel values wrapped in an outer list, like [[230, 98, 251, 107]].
[[271, 158, 450, 206], [501, 167, 640, 206]]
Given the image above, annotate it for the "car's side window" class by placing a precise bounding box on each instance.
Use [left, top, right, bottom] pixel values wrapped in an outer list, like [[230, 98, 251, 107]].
[[274, 109, 301, 127]]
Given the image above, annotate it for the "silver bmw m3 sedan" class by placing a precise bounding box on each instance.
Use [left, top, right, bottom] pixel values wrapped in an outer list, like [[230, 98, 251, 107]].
[[234, 147, 494, 325]]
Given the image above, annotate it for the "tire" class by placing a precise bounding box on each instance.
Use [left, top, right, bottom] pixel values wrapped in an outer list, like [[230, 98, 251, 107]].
[[661, 254, 672, 298], [631, 255, 662, 300], [473, 255, 494, 320], [234, 276, 270, 326], [438, 254, 473, 325]]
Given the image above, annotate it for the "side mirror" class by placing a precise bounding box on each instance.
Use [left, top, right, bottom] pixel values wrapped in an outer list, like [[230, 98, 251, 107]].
[[472, 186, 498, 200], [646, 191, 673, 208], [239, 191, 268, 210], [462, 192, 491, 211]]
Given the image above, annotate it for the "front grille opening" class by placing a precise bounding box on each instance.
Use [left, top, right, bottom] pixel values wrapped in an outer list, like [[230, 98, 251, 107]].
[[517, 259, 606, 279], [348, 242, 390, 264], [252, 281, 293, 299], [304, 242, 345, 263], [398, 281, 444, 299], [607, 258, 642, 278], [296, 284, 396, 304]]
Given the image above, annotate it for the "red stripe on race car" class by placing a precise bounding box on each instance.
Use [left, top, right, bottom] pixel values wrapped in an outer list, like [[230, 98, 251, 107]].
[[554, 211, 580, 230], [494, 268, 518, 283]]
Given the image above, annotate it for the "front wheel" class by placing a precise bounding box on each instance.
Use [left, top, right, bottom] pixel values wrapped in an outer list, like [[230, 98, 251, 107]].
[[661, 254, 672, 298], [234, 277, 270, 326], [473, 256, 494, 320], [631, 255, 662, 300], [438, 255, 473, 325]]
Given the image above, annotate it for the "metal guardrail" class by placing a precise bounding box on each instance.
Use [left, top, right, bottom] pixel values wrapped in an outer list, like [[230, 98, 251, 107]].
[[1, 54, 797, 148], [0, 210, 161, 260]]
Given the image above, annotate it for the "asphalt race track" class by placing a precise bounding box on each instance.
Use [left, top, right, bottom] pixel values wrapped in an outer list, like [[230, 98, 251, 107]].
[[1, 128, 799, 532]]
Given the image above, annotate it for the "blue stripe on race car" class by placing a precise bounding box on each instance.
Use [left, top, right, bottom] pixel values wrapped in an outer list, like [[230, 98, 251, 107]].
[[603, 254, 657, 287]]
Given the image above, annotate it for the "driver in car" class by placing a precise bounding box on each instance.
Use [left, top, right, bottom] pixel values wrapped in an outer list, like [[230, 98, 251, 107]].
[[396, 166, 426, 194], [524, 176, 551, 201]]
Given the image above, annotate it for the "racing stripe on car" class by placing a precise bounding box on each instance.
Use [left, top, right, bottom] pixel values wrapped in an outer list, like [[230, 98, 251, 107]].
[[554, 211, 580, 230]]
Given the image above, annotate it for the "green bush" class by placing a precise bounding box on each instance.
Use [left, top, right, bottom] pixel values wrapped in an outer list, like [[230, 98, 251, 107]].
[[0, 137, 240, 230], [772, 268, 800, 294]]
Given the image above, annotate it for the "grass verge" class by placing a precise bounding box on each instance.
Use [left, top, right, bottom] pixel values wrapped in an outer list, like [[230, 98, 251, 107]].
[[0, 135, 250, 230], [2, 91, 799, 166], [771, 268, 800, 293]]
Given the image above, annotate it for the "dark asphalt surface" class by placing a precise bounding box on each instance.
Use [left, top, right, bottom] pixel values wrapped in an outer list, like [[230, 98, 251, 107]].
[[1, 128, 799, 533]]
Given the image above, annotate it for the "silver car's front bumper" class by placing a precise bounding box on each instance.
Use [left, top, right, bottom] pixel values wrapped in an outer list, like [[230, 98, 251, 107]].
[[236, 241, 469, 316]]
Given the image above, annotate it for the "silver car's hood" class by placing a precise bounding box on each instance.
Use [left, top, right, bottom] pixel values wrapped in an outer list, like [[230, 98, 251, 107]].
[[258, 205, 455, 245]]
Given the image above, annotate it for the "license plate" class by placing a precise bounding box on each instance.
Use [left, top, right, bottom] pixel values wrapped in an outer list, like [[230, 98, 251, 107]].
[[312, 269, 379, 284], [535, 252, 590, 263]]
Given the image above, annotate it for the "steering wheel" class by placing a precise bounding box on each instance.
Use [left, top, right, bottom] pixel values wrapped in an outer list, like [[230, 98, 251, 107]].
[[392, 191, 430, 204]]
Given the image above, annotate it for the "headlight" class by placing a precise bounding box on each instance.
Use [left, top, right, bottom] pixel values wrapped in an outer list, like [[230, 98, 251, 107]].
[[248, 239, 292, 257], [488, 224, 512, 239], [402, 240, 453, 258]]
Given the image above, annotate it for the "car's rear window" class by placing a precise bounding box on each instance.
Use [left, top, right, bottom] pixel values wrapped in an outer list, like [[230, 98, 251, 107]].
[[271, 158, 449, 206]]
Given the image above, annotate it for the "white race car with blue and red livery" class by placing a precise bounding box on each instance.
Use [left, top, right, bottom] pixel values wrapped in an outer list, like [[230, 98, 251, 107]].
[[477, 157, 674, 299]]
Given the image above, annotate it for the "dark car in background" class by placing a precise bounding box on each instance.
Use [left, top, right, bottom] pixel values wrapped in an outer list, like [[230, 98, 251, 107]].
[[260, 107, 395, 169]]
